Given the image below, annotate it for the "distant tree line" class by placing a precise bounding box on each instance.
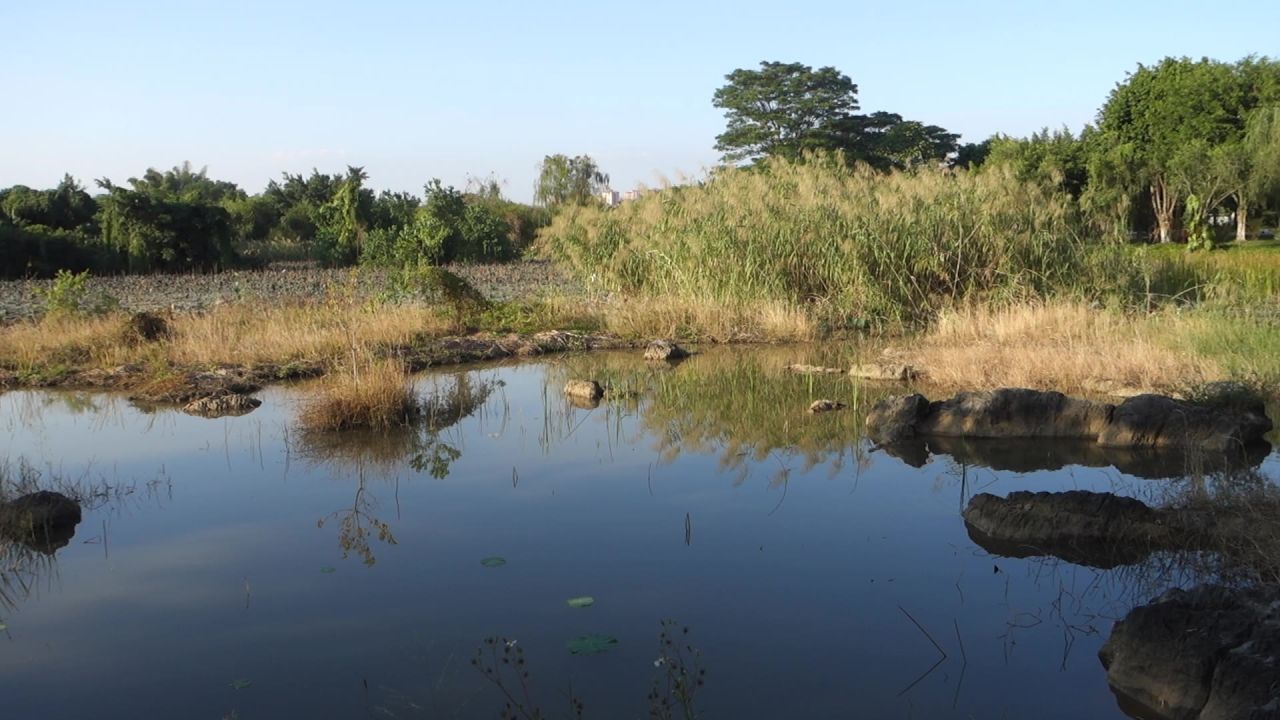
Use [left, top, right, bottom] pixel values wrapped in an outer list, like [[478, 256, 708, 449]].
[[713, 57, 1280, 243], [0, 163, 559, 278]]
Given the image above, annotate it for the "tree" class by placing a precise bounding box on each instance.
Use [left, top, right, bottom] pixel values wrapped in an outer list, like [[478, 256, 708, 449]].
[[533, 155, 609, 207], [712, 61, 862, 164], [96, 179, 235, 272], [1093, 57, 1276, 243], [986, 128, 1089, 197]]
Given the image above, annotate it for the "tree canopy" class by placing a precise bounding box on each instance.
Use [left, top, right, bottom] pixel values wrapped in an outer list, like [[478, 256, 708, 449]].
[[533, 155, 609, 207], [712, 61, 959, 170]]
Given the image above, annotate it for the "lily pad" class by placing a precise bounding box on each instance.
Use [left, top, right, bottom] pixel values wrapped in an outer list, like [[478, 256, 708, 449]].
[[229, 678, 252, 690], [0, 623, 7, 631], [320, 566, 336, 574], [566, 596, 595, 608], [566, 633, 619, 655], [480, 557, 507, 568]]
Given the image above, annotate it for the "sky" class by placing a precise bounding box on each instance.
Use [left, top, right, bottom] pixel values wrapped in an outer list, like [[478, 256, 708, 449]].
[[3, 0, 1279, 202]]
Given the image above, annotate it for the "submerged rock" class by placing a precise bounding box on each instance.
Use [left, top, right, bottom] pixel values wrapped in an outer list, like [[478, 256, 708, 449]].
[[0, 491, 83, 554], [182, 393, 262, 418], [807, 399, 846, 414], [963, 490, 1173, 568], [866, 387, 1272, 453], [643, 340, 689, 362], [1100, 585, 1280, 720], [563, 379, 604, 400], [787, 364, 844, 375], [848, 362, 921, 381]]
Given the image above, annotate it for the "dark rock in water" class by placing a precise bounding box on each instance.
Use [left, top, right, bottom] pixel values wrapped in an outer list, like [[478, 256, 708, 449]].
[[566, 392, 601, 410], [1099, 393, 1273, 452], [182, 393, 262, 418], [918, 388, 1113, 439], [563, 379, 604, 400], [1100, 585, 1280, 720], [865, 387, 1272, 456], [865, 393, 931, 444], [643, 340, 689, 362], [0, 491, 83, 554], [963, 490, 1172, 569], [907, 435, 1270, 481], [807, 399, 846, 414]]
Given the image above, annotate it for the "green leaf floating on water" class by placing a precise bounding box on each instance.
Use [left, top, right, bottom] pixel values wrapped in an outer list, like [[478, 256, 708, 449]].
[[566, 596, 594, 608], [229, 679, 252, 690], [0, 623, 7, 632], [320, 566, 336, 574], [480, 557, 507, 568], [566, 634, 618, 655]]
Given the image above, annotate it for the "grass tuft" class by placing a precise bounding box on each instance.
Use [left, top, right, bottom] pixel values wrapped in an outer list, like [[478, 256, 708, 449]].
[[298, 358, 420, 433]]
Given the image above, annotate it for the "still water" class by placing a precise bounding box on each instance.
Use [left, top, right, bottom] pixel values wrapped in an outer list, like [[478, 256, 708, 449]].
[[1, 348, 1274, 719]]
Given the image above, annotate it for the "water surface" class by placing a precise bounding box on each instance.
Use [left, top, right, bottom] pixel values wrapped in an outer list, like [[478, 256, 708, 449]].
[[1, 347, 1274, 719]]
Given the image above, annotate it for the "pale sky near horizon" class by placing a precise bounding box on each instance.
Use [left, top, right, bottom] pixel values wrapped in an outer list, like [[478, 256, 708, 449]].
[[3, 0, 1279, 202]]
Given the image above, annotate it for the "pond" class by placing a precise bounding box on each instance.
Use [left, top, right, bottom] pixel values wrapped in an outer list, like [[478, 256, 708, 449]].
[[0, 347, 1276, 719]]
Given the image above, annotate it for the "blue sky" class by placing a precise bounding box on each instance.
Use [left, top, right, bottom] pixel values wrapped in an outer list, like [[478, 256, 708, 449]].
[[3, 0, 1278, 201]]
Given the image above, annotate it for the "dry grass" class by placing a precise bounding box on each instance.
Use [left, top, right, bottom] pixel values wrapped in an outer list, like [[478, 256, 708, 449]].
[[297, 357, 420, 433], [599, 295, 816, 342], [899, 302, 1218, 394], [0, 301, 454, 376]]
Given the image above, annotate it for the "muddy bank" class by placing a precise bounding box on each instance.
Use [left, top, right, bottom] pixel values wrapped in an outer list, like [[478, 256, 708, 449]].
[[1, 330, 630, 409]]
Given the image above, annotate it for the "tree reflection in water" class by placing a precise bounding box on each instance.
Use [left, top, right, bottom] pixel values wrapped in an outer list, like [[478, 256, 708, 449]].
[[300, 373, 497, 565]]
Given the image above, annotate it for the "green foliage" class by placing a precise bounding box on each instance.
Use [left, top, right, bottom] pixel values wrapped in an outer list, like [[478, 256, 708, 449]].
[[712, 61, 958, 169], [313, 166, 370, 266], [96, 181, 236, 272], [37, 269, 117, 317], [534, 154, 609, 207], [986, 128, 1089, 197], [1184, 194, 1214, 251], [363, 181, 514, 266], [540, 155, 1103, 324]]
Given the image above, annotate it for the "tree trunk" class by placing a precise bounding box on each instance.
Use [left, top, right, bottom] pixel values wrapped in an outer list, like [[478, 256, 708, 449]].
[[1151, 178, 1177, 243], [1236, 199, 1248, 242]]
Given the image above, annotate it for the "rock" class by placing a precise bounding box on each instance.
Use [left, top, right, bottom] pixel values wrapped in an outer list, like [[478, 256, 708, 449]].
[[1098, 393, 1273, 452], [918, 388, 1113, 439], [865, 393, 931, 444], [182, 393, 262, 418], [788, 364, 844, 375], [643, 340, 689, 362], [1099, 585, 1280, 720], [122, 311, 170, 344], [563, 380, 604, 400], [0, 491, 82, 554], [909, 435, 1269, 481], [963, 490, 1173, 569], [864, 388, 1272, 456], [807, 399, 846, 414], [566, 393, 601, 410], [849, 362, 921, 381]]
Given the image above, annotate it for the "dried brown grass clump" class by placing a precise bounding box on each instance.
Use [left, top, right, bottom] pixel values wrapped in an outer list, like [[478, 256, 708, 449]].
[[899, 301, 1216, 395], [298, 359, 420, 433], [599, 296, 816, 343]]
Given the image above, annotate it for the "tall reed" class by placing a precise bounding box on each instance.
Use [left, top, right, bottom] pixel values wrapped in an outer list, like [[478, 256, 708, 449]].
[[540, 156, 1110, 323]]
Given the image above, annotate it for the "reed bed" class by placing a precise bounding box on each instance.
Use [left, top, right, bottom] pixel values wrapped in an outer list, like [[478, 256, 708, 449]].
[[540, 157, 1147, 323]]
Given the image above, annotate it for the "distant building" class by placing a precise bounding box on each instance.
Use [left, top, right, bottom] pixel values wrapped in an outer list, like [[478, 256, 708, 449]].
[[599, 187, 645, 207]]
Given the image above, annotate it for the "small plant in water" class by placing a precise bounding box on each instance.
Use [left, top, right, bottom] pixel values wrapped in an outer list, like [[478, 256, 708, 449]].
[[648, 620, 705, 720], [471, 636, 585, 720], [37, 269, 117, 317], [472, 621, 705, 719]]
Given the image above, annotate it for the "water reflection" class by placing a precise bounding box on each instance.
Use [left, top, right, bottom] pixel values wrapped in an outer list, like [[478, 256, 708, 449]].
[[0, 349, 1276, 720]]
